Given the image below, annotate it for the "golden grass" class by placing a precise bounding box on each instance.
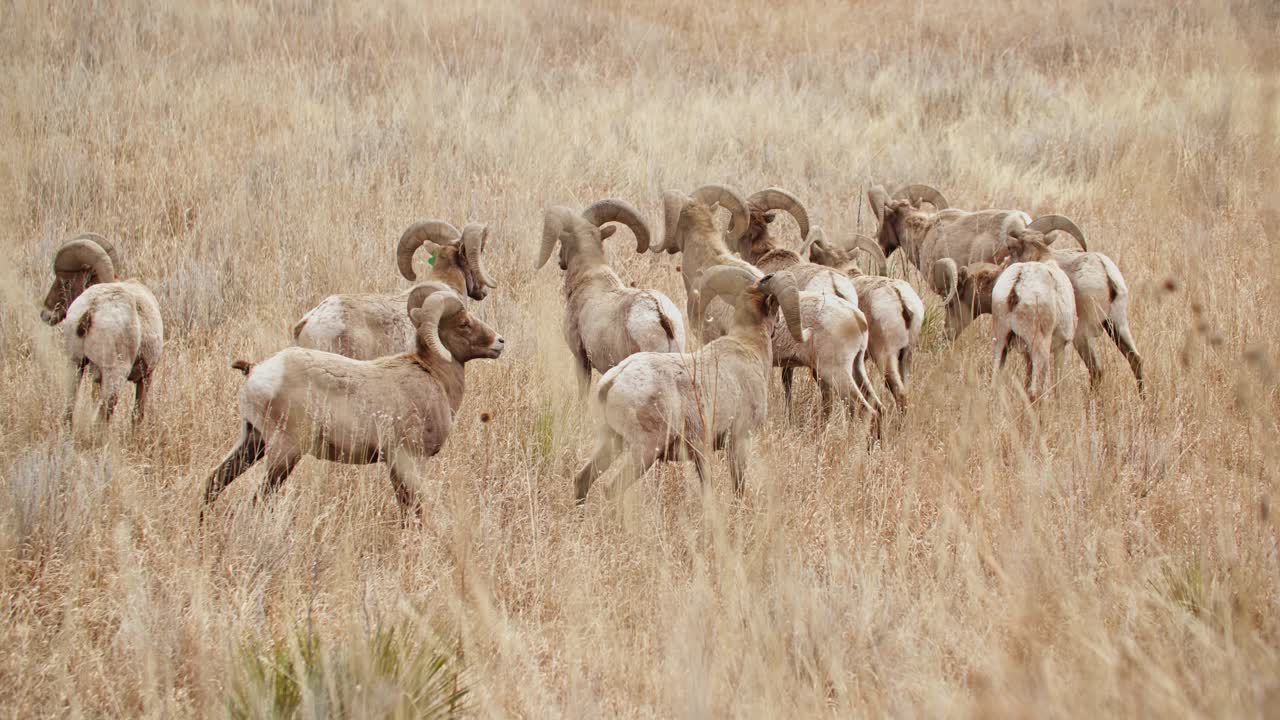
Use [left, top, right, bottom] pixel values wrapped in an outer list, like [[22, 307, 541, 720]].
[[2, 0, 1279, 715]]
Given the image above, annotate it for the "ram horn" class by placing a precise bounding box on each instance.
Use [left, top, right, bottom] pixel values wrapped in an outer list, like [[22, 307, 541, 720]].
[[852, 233, 888, 276], [53, 236, 115, 283], [867, 185, 891, 225], [582, 199, 651, 253], [1028, 214, 1087, 251], [537, 207, 576, 269], [747, 187, 810, 240], [800, 225, 828, 259], [759, 271, 808, 343], [892, 183, 949, 210], [412, 291, 466, 363], [654, 190, 690, 254], [397, 221, 461, 281], [695, 264, 760, 321], [931, 258, 959, 306], [461, 223, 498, 288], [691, 184, 749, 243]]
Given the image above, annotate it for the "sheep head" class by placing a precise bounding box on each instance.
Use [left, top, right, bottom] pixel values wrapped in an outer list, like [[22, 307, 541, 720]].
[[994, 232, 1056, 265], [459, 223, 499, 298], [407, 284, 504, 363], [538, 201, 646, 271], [802, 226, 886, 276], [42, 233, 117, 325], [933, 259, 1001, 333], [696, 265, 808, 343], [741, 187, 810, 258], [1026, 214, 1087, 251], [868, 183, 947, 262], [651, 185, 748, 257]]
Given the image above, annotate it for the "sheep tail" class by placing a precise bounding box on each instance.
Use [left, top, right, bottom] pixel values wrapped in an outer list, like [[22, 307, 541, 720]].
[[597, 373, 616, 407], [646, 292, 676, 341], [74, 311, 93, 338], [894, 285, 914, 327], [1106, 269, 1120, 303], [231, 360, 255, 376], [291, 318, 307, 340], [1006, 269, 1022, 310]]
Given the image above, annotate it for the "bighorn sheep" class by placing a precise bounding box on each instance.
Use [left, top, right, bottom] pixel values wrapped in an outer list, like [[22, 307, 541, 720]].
[[991, 233, 1144, 392], [573, 266, 806, 503], [203, 285, 505, 520], [293, 220, 497, 360], [863, 183, 1088, 338], [804, 227, 925, 408], [935, 255, 1077, 403], [721, 186, 884, 416], [40, 233, 164, 426], [538, 200, 686, 394]]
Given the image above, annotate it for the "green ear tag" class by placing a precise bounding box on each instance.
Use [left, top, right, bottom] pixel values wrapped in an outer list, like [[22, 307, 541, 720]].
[[427, 251, 437, 266]]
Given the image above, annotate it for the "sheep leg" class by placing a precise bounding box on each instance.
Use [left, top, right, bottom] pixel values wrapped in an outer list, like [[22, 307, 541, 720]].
[[1027, 339, 1052, 404], [726, 436, 750, 497], [900, 346, 914, 386], [603, 444, 660, 502], [132, 375, 151, 426], [1104, 320, 1145, 394], [573, 430, 624, 505], [852, 351, 886, 415], [63, 361, 86, 427], [254, 444, 301, 505], [781, 367, 795, 416], [884, 351, 908, 410], [572, 346, 592, 399], [201, 423, 266, 519], [817, 380, 835, 422], [387, 450, 424, 523], [1074, 335, 1103, 388], [98, 370, 126, 423]]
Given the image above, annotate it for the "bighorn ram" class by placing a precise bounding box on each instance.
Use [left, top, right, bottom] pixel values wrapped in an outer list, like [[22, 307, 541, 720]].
[[538, 200, 686, 393], [203, 285, 505, 520], [40, 233, 164, 426], [863, 183, 1088, 338], [804, 227, 925, 408], [573, 266, 806, 503], [723, 186, 884, 415], [991, 234, 1144, 392], [294, 220, 497, 359]]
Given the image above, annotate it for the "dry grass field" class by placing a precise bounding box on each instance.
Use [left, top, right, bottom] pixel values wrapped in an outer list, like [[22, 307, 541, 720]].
[[3, 0, 1279, 716]]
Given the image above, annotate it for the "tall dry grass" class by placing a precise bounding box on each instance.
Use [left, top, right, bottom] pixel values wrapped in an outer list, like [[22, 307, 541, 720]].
[[2, 0, 1278, 715]]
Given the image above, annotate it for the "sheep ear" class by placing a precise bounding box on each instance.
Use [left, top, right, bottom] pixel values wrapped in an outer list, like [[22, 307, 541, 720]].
[[763, 211, 778, 223], [600, 225, 618, 240]]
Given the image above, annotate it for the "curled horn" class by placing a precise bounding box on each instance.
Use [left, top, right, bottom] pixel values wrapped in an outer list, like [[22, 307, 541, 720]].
[[654, 190, 691, 254], [867, 185, 891, 225], [461, 223, 498, 288], [801, 225, 828, 259], [691, 184, 749, 243], [397, 221, 461, 281], [409, 290, 466, 363], [537, 207, 576, 269], [931, 259, 959, 306], [747, 187, 810, 240], [1028, 214, 1087, 251], [405, 281, 455, 317], [892, 184, 950, 210], [852, 233, 888, 276], [695, 264, 760, 325], [582, 199, 651, 253], [759, 271, 808, 343], [53, 236, 115, 283]]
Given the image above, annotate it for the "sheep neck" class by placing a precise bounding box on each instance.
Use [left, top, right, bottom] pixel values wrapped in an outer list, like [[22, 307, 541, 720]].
[[897, 212, 936, 272], [409, 350, 467, 414], [563, 254, 623, 298]]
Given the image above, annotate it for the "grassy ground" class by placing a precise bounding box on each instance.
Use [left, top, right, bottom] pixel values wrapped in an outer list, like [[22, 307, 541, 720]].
[[2, 0, 1278, 716]]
